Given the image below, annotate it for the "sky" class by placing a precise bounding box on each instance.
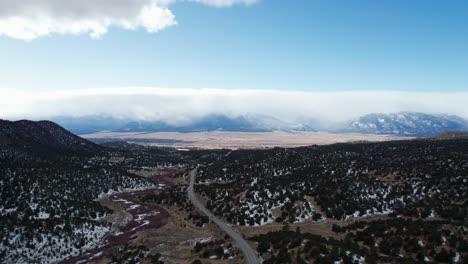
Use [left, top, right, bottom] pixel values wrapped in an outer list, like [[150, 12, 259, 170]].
[[0, 0, 467, 122]]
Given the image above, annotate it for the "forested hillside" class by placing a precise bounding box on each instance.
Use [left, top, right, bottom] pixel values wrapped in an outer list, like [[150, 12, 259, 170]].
[[0, 121, 184, 263], [195, 139, 468, 262]]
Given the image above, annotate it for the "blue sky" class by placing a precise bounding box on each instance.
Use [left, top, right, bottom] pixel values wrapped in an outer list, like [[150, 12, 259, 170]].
[[1, 0, 467, 92]]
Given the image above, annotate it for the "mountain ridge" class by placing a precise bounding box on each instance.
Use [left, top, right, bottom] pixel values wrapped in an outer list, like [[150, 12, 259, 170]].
[[52, 113, 315, 134], [39, 112, 468, 137], [339, 112, 468, 137], [0, 119, 102, 155]]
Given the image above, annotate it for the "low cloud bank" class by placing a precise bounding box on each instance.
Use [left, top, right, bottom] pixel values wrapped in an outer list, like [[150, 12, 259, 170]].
[[1, 87, 467, 126]]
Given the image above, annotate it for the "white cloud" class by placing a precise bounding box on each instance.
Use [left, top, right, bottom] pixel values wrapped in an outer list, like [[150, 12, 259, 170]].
[[0, 87, 467, 126], [193, 0, 258, 7], [0, 0, 257, 41]]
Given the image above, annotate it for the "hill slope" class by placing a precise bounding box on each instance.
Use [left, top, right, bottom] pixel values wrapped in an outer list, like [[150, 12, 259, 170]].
[[0, 119, 102, 154], [339, 112, 468, 137], [0, 120, 161, 263]]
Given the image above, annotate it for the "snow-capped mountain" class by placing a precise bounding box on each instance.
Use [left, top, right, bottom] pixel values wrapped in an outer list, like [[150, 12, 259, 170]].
[[53, 114, 315, 134], [50, 112, 468, 137], [339, 112, 468, 137]]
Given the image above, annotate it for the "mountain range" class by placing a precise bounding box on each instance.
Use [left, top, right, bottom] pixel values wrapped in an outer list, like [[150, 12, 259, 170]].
[[339, 112, 468, 137], [52, 114, 314, 134], [48, 112, 468, 137]]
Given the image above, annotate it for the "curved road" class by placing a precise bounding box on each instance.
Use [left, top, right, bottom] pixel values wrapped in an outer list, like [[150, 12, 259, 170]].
[[187, 167, 259, 264]]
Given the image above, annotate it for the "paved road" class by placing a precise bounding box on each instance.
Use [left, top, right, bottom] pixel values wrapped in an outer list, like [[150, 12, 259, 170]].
[[187, 167, 259, 264]]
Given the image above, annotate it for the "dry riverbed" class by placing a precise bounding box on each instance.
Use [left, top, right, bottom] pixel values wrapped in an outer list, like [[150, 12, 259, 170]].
[[61, 167, 243, 264]]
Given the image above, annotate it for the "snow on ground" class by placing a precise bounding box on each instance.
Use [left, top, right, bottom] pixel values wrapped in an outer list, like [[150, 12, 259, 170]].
[[2, 222, 110, 264], [1, 183, 162, 264]]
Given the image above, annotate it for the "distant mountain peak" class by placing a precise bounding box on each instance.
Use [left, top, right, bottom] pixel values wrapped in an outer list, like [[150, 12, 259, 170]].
[[340, 112, 468, 137], [47, 111, 468, 137], [53, 113, 316, 134]]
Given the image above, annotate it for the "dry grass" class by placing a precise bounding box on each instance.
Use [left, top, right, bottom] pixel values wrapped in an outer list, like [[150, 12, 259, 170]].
[[131, 205, 244, 264], [82, 131, 412, 149]]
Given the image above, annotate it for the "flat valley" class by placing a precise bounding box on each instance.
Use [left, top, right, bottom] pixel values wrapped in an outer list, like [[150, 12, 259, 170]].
[[81, 131, 412, 149]]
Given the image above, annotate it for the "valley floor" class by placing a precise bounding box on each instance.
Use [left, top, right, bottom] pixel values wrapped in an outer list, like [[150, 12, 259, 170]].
[[81, 131, 412, 149], [62, 167, 244, 264]]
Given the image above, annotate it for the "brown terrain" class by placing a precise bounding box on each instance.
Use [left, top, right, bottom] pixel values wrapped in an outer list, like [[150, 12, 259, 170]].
[[81, 131, 412, 149], [67, 133, 436, 264], [63, 167, 243, 264], [62, 165, 433, 264]]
